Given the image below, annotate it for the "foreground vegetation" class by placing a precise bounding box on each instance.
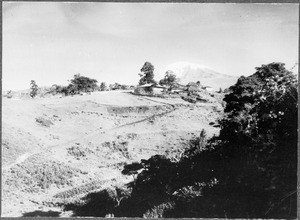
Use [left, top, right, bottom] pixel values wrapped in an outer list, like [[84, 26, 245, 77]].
[[62, 62, 297, 218]]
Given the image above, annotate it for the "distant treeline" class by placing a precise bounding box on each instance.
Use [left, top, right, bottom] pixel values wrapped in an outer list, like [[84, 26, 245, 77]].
[[48, 74, 134, 96], [1, 74, 136, 99]]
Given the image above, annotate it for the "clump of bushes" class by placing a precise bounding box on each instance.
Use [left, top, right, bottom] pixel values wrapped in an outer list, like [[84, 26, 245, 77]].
[[127, 133, 138, 140], [109, 83, 133, 90], [54, 179, 108, 200], [101, 141, 131, 160], [48, 74, 99, 96], [134, 87, 154, 95], [143, 201, 175, 218], [67, 145, 94, 159], [5, 158, 82, 192], [67, 146, 87, 159], [35, 117, 54, 127], [3, 90, 13, 99]]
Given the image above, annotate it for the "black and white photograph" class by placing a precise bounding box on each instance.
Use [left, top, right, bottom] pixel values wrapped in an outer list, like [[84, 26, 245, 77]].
[[2, 2, 298, 218]]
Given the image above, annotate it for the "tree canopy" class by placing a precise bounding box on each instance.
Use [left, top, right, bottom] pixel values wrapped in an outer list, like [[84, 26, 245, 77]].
[[58, 74, 98, 96], [30, 80, 39, 98], [100, 82, 107, 91], [69, 74, 98, 93], [138, 62, 156, 85], [214, 62, 298, 217], [159, 70, 178, 91]]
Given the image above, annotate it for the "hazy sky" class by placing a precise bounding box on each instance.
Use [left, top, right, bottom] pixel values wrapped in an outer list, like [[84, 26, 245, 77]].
[[3, 2, 299, 91]]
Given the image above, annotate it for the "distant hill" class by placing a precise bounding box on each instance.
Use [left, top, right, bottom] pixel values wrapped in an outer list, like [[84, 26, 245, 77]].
[[165, 62, 238, 90]]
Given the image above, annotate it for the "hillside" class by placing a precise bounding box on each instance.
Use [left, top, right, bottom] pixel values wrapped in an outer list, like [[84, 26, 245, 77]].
[[164, 62, 238, 89], [2, 90, 224, 217]]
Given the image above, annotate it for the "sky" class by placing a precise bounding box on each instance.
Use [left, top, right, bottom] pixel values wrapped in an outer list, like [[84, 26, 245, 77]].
[[2, 2, 299, 91]]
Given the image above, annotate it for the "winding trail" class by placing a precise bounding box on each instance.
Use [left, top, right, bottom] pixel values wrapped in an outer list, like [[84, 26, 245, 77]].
[[112, 96, 176, 130], [3, 153, 33, 171]]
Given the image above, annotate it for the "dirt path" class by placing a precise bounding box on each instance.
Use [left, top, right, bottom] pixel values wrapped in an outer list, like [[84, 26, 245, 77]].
[[112, 107, 176, 130], [112, 96, 177, 129], [3, 153, 33, 170], [134, 96, 175, 106]]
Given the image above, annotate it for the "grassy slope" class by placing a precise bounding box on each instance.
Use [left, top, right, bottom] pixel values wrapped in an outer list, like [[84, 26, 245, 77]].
[[2, 90, 223, 217]]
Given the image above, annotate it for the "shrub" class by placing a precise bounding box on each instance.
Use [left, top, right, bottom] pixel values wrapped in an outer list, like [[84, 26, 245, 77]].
[[100, 82, 107, 91], [35, 117, 53, 127], [3, 90, 13, 98], [134, 87, 153, 95], [30, 80, 39, 98], [143, 201, 175, 218]]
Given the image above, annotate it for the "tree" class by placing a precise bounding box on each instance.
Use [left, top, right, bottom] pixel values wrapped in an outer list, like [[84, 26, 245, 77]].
[[207, 62, 298, 218], [159, 70, 177, 91], [100, 82, 107, 91], [138, 62, 156, 85], [69, 74, 98, 93], [30, 80, 39, 98], [112, 187, 132, 208]]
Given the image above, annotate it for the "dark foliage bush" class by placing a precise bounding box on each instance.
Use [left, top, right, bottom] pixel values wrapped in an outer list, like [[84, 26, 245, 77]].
[[213, 62, 298, 218], [70, 74, 98, 93], [35, 117, 54, 127], [58, 74, 98, 96]]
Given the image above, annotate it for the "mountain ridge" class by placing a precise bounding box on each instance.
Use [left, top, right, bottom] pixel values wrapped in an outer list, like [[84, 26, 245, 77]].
[[164, 62, 238, 89]]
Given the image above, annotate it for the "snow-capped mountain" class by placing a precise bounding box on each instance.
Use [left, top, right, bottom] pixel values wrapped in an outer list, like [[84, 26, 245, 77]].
[[164, 62, 238, 90]]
